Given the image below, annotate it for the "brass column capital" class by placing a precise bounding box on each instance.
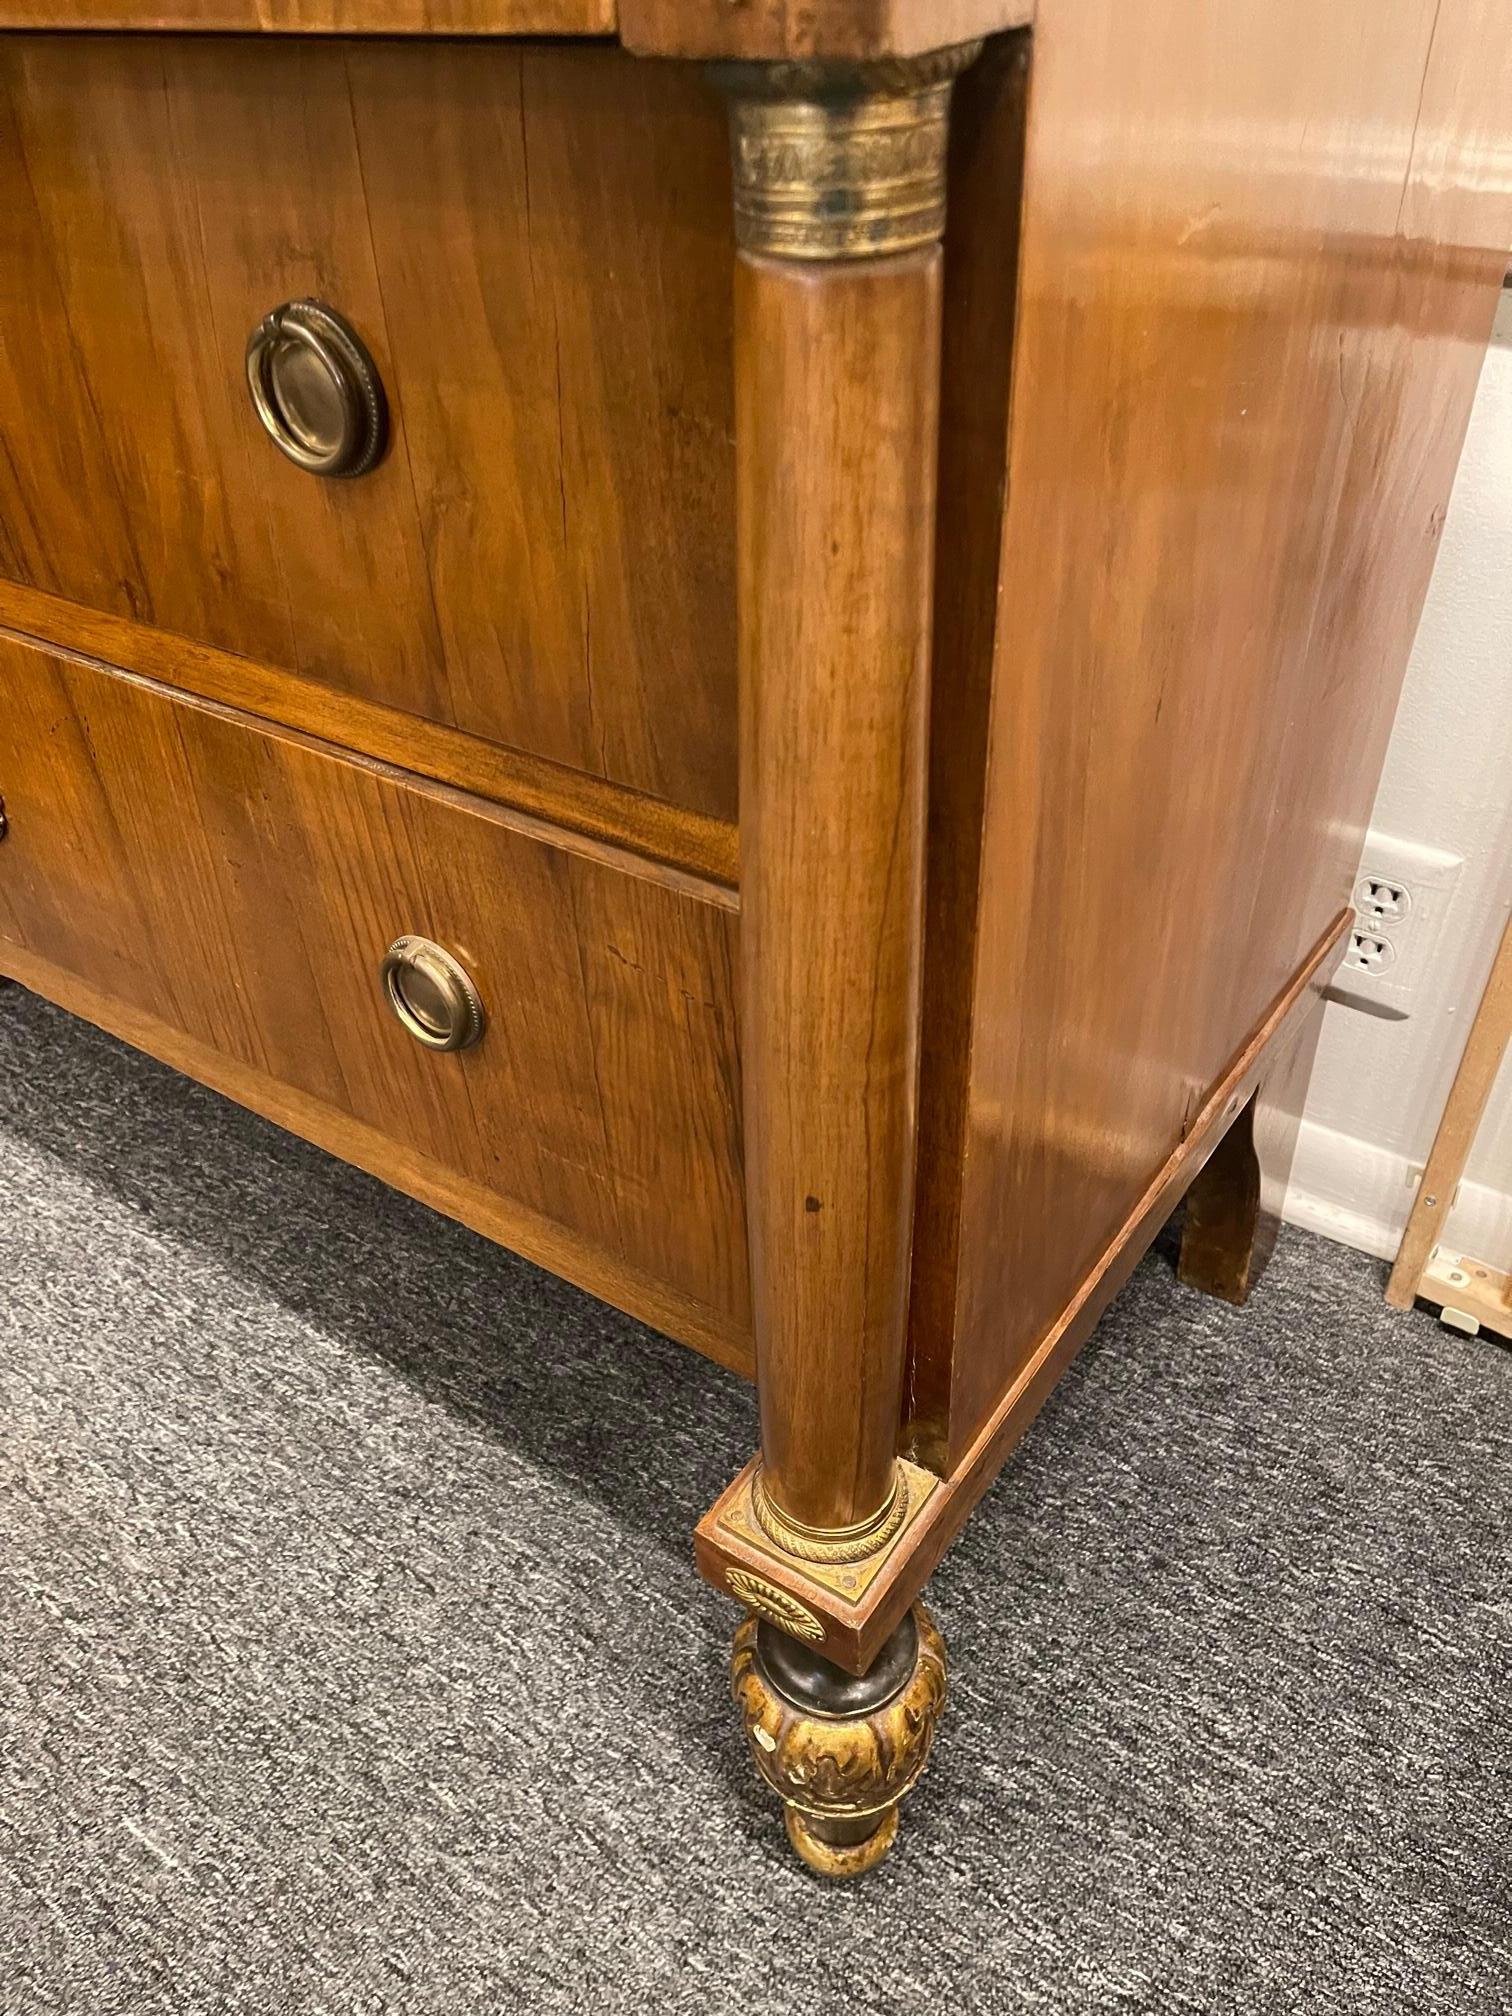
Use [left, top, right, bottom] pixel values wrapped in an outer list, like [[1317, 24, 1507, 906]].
[[712, 41, 983, 262], [750, 1458, 910, 1564]]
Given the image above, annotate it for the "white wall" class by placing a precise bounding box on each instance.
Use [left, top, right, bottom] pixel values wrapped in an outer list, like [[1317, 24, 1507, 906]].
[[1286, 289, 1512, 1263]]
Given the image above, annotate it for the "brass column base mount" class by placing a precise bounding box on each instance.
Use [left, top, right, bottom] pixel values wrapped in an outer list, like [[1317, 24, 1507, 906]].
[[731, 1604, 948, 1878], [702, 1453, 941, 1638]]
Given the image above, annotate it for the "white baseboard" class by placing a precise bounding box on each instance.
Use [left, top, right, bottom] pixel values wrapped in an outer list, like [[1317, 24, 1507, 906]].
[[1283, 1115, 1512, 1266]]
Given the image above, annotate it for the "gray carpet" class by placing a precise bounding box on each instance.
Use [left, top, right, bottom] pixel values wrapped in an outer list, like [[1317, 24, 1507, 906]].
[[0, 984, 1507, 2016]]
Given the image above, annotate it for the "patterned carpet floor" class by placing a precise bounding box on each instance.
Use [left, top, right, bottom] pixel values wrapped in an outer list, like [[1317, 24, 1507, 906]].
[[0, 984, 1507, 2014]]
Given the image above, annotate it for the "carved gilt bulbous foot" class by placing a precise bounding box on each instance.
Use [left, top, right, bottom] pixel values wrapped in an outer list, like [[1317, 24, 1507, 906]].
[[731, 1603, 947, 1878]]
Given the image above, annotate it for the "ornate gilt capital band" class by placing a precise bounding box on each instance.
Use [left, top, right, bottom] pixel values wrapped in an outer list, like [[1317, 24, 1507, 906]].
[[713, 42, 984, 262]]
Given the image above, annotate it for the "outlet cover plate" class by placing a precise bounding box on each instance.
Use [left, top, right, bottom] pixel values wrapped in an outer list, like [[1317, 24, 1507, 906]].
[[1330, 832, 1464, 1018]]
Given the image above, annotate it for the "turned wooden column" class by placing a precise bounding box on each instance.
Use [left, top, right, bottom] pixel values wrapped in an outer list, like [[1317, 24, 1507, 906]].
[[699, 49, 979, 1877], [723, 49, 976, 1556]]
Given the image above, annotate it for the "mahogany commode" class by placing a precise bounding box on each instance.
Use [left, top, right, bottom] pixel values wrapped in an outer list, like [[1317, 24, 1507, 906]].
[[0, 0, 1507, 1877]]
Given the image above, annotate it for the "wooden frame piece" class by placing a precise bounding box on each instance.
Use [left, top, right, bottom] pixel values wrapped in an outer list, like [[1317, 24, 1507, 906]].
[[1387, 910, 1512, 1333], [0, 2, 618, 32], [1417, 1251, 1512, 1340], [0, 587, 739, 895]]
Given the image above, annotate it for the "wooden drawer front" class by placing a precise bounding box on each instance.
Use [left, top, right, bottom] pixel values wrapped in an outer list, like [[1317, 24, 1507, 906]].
[[0, 635, 749, 1328], [0, 35, 737, 823]]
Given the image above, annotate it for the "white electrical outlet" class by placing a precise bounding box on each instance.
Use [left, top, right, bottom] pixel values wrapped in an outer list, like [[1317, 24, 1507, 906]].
[[1346, 929, 1397, 975], [1354, 875, 1411, 927], [1329, 833, 1464, 1019]]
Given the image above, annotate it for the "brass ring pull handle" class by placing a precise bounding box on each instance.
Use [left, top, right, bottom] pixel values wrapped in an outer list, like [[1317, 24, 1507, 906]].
[[246, 300, 387, 478], [380, 937, 486, 1053]]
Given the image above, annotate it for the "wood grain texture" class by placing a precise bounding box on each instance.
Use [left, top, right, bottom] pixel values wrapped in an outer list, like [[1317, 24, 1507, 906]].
[[0, 582, 739, 892], [0, 2, 614, 33], [737, 250, 941, 1532], [0, 36, 737, 820], [0, 941, 751, 1376], [906, 33, 1029, 1470], [620, 0, 1030, 60], [0, 633, 750, 1332], [909, 0, 1512, 1469], [703, 916, 1351, 1668], [1415, 1250, 1512, 1340], [1386, 910, 1512, 1309]]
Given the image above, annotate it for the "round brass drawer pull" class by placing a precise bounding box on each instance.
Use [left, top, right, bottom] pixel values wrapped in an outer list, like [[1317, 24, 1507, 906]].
[[246, 300, 387, 478], [380, 937, 486, 1054]]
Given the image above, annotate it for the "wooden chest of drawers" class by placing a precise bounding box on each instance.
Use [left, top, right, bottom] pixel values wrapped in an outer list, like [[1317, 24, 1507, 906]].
[[1, 0, 1507, 1877]]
